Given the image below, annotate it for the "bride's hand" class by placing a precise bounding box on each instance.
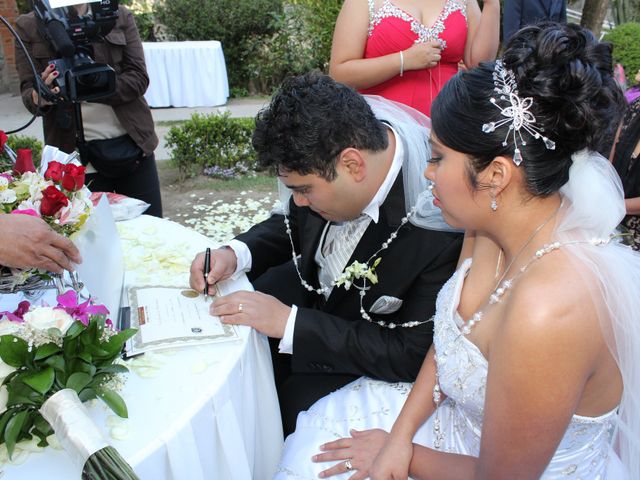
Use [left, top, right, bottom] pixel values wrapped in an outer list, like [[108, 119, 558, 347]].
[[313, 429, 388, 479], [369, 435, 413, 480]]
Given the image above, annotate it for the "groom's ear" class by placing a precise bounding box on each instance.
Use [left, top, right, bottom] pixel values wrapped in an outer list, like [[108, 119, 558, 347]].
[[338, 148, 367, 182], [482, 156, 513, 195]]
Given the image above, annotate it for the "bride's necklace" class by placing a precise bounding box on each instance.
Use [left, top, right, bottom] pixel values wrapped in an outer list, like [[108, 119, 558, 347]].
[[460, 202, 563, 335], [283, 206, 429, 328]]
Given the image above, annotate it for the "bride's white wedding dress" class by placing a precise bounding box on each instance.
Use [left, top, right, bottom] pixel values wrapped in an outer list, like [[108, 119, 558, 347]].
[[275, 151, 639, 479], [275, 257, 627, 479]]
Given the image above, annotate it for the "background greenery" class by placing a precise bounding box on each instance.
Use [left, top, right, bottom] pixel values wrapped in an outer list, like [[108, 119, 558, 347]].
[[604, 22, 640, 84], [153, 0, 340, 95], [165, 113, 257, 180]]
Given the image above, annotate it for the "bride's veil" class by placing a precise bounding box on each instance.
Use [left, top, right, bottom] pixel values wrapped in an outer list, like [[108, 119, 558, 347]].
[[554, 150, 640, 476]]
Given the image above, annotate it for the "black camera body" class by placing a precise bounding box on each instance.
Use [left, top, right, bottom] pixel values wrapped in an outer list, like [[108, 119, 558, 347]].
[[32, 0, 119, 102]]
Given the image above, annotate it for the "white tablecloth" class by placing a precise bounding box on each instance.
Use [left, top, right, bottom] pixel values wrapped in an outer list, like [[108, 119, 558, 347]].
[[142, 41, 229, 108], [1, 215, 283, 479]]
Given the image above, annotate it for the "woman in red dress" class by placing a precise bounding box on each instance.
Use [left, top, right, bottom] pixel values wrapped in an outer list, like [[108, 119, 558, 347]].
[[330, 0, 500, 117]]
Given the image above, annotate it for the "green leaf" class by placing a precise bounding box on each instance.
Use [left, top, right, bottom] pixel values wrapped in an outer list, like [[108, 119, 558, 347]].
[[78, 388, 97, 402], [66, 372, 92, 393], [77, 352, 92, 364], [44, 354, 66, 372], [0, 336, 30, 368], [64, 321, 85, 339], [22, 367, 55, 395], [5, 409, 29, 459], [34, 343, 61, 361], [97, 364, 129, 375], [0, 409, 16, 441], [97, 390, 128, 418]]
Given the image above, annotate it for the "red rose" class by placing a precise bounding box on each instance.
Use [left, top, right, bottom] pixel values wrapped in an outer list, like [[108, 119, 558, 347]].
[[61, 164, 86, 191], [45, 161, 65, 182], [40, 185, 69, 217], [14, 148, 36, 175], [0, 131, 7, 150]]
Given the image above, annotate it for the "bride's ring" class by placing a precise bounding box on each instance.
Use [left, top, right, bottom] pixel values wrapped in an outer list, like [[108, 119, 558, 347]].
[[238, 303, 244, 313], [344, 459, 353, 471]]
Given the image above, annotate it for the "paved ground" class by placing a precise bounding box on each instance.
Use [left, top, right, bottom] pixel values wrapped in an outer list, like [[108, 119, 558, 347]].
[[0, 93, 268, 161]]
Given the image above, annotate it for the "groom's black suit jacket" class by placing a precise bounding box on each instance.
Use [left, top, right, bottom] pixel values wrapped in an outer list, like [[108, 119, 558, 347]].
[[236, 173, 462, 384]]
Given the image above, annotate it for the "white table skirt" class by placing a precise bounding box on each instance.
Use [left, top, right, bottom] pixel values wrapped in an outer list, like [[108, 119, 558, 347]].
[[143, 41, 229, 108], [1, 215, 283, 479]]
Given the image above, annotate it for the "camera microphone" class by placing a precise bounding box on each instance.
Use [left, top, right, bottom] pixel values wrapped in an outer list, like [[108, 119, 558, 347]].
[[45, 19, 75, 58]]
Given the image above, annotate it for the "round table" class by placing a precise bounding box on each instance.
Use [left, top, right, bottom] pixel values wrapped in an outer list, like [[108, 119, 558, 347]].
[[1, 215, 283, 479]]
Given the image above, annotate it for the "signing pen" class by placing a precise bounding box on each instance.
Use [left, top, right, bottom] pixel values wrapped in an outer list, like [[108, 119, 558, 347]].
[[203, 247, 211, 300]]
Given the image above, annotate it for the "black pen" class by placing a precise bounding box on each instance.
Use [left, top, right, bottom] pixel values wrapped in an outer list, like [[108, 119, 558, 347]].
[[203, 247, 211, 299]]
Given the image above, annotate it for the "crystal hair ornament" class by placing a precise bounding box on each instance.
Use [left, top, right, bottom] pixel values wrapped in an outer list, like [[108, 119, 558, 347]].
[[482, 60, 556, 166]]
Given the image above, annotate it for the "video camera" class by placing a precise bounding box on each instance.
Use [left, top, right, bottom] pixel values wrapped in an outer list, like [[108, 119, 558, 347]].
[[31, 0, 119, 102]]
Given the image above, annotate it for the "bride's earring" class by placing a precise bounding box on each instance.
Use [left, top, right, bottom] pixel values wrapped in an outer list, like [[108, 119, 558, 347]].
[[490, 197, 498, 211]]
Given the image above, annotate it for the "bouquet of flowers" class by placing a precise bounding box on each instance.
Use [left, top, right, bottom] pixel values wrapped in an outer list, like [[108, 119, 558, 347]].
[[0, 291, 139, 479], [0, 131, 93, 290]]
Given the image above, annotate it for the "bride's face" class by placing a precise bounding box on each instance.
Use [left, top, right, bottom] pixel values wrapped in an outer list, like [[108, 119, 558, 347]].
[[425, 135, 489, 230]]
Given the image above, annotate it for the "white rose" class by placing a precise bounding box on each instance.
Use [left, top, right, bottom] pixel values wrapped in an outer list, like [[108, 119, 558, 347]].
[[0, 189, 16, 204], [0, 318, 21, 336], [0, 385, 8, 414], [0, 177, 8, 189], [23, 307, 74, 334]]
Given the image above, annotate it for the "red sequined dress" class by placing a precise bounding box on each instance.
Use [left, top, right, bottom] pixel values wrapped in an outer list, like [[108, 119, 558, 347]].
[[360, 0, 468, 116]]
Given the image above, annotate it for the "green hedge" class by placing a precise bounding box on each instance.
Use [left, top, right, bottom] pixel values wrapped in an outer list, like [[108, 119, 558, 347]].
[[154, 0, 282, 90], [165, 113, 257, 180], [0, 135, 43, 171], [153, 0, 341, 94], [604, 22, 640, 85]]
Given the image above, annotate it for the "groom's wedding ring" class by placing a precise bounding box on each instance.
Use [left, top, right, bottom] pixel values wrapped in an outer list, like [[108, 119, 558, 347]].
[[344, 459, 353, 471], [238, 303, 244, 313]]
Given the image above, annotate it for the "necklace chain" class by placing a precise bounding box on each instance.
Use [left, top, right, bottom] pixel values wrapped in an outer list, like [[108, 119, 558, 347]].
[[284, 206, 429, 328], [461, 236, 612, 336], [489, 202, 563, 296]]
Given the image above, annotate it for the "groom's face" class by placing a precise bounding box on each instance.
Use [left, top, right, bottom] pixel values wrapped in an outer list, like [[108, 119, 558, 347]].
[[280, 167, 363, 222]]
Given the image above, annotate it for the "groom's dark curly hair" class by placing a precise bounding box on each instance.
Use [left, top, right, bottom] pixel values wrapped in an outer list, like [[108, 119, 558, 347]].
[[252, 71, 388, 181]]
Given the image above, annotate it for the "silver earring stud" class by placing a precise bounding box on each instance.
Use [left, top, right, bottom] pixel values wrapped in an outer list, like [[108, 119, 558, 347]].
[[490, 198, 498, 211]]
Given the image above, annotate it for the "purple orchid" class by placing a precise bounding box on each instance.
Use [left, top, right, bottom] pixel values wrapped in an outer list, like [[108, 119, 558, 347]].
[[0, 300, 30, 323], [56, 290, 109, 326]]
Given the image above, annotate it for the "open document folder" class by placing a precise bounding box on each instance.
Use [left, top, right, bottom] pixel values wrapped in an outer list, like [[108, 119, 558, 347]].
[[124, 286, 239, 356]]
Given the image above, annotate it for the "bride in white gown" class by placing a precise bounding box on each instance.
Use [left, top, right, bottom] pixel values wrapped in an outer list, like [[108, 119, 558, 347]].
[[275, 22, 640, 480]]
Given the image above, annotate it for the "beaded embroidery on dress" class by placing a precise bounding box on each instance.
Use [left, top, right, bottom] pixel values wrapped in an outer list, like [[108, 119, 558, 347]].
[[367, 0, 467, 48], [274, 258, 626, 479]]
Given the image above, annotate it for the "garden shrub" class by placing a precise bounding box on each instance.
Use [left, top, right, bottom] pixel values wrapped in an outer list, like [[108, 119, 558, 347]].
[[290, 0, 343, 71], [165, 113, 256, 180], [604, 22, 640, 85], [153, 0, 283, 89], [0, 135, 43, 171], [120, 0, 156, 41]]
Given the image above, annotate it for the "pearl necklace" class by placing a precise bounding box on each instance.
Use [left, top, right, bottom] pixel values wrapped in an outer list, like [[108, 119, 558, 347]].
[[283, 206, 430, 328], [460, 237, 613, 336]]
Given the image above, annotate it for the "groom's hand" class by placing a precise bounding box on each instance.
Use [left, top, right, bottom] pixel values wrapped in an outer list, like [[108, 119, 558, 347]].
[[189, 247, 237, 294], [211, 291, 290, 339]]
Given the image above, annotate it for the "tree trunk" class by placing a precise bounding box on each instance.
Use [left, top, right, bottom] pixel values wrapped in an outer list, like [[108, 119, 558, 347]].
[[581, 0, 612, 37]]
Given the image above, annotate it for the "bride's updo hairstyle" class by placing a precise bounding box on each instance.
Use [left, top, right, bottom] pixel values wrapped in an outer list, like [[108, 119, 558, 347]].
[[431, 22, 625, 196]]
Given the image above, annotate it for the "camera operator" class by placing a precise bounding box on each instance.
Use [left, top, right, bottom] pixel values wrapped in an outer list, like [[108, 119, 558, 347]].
[[14, 2, 163, 218]]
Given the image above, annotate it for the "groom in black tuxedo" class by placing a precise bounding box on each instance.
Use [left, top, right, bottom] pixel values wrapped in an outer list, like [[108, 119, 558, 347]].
[[189, 72, 462, 435]]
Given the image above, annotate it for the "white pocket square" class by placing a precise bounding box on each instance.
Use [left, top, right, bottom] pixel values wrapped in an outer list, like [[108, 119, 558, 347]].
[[369, 295, 403, 315]]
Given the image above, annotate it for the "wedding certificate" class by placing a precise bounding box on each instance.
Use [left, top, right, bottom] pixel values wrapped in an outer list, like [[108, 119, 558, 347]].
[[125, 286, 239, 356]]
